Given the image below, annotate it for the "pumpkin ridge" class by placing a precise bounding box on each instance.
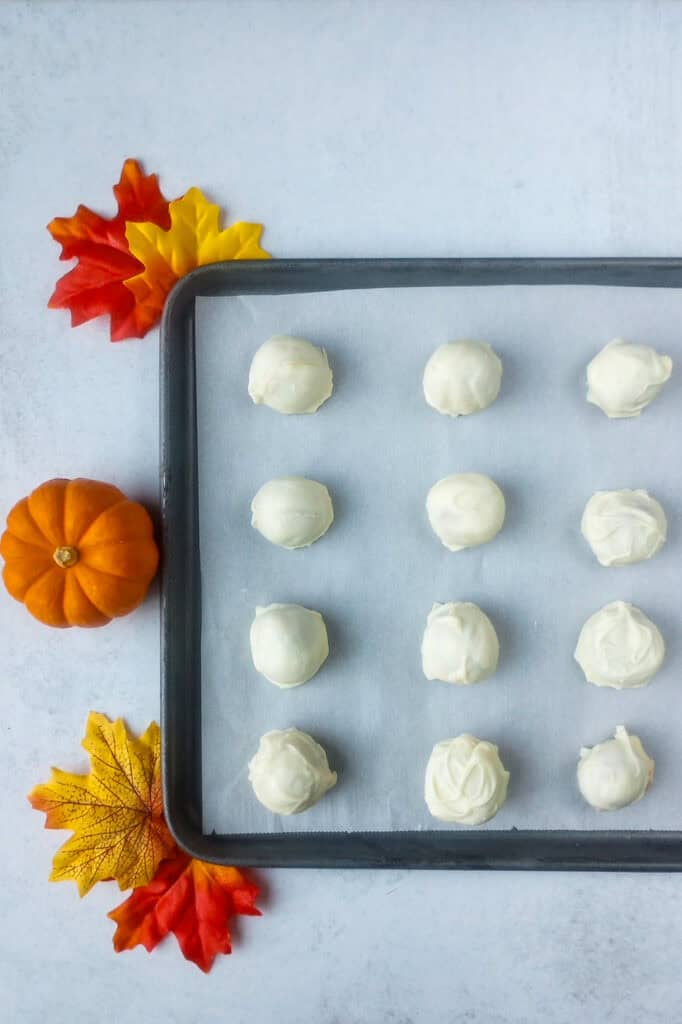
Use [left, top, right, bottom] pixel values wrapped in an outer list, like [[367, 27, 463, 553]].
[[19, 563, 58, 596], [71, 571, 119, 620], [3, 559, 55, 602], [71, 494, 129, 544], [1, 536, 54, 562], [27, 480, 68, 548], [24, 502, 52, 548], [73, 561, 150, 614], [76, 546, 158, 581], [23, 565, 67, 626], [77, 499, 154, 547], [63, 572, 109, 627], [5, 501, 52, 551]]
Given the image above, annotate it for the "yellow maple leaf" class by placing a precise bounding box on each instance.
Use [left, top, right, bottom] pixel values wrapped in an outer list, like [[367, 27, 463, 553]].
[[124, 186, 270, 322], [28, 712, 175, 897]]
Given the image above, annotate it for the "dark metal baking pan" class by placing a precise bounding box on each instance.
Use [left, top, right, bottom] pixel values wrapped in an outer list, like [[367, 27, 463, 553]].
[[160, 258, 682, 870]]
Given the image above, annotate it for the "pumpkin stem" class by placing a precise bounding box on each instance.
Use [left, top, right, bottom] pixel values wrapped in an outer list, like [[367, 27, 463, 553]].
[[53, 545, 79, 568]]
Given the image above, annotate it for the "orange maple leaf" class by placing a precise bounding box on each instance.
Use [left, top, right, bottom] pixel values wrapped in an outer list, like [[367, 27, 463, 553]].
[[124, 186, 270, 324], [47, 159, 172, 341], [108, 849, 261, 972], [28, 712, 175, 896]]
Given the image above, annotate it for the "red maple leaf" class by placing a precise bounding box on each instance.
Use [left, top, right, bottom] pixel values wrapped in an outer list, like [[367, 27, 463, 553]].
[[108, 849, 261, 972], [47, 159, 172, 341]]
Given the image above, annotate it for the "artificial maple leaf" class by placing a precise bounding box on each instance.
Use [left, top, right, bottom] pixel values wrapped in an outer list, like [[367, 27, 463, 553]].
[[108, 849, 261, 972], [47, 158, 172, 341], [28, 712, 175, 896], [124, 186, 270, 324]]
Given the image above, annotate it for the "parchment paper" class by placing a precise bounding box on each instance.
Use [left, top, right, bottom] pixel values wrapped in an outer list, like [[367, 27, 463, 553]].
[[196, 285, 682, 834]]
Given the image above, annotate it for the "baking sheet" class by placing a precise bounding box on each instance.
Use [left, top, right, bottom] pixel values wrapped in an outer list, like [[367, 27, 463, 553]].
[[196, 285, 682, 835]]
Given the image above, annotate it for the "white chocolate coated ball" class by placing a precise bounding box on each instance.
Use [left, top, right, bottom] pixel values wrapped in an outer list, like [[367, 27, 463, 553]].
[[574, 601, 665, 689], [581, 489, 667, 566], [251, 477, 334, 549], [426, 473, 506, 551], [249, 604, 329, 687], [423, 340, 502, 416], [425, 734, 509, 825], [421, 602, 500, 685], [248, 335, 333, 414], [586, 339, 672, 418], [577, 726, 654, 811], [248, 728, 337, 815]]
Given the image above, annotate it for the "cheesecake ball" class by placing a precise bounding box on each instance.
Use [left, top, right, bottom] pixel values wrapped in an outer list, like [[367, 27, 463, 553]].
[[581, 489, 667, 566], [248, 335, 333, 414], [248, 728, 337, 815], [577, 726, 654, 811], [586, 339, 672, 418], [423, 340, 502, 417], [425, 734, 509, 825], [426, 473, 506, 551], [251, 477, 334, 549], [249, 604, 329, 687], [574, 601, 665, 689], [421, 602, 500, 685]]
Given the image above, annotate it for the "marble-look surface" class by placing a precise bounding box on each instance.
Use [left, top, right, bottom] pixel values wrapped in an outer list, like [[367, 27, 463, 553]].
[[1, 2, 682, 1021]]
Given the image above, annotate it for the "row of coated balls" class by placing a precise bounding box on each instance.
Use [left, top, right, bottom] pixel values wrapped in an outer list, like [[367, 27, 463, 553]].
[[251, 471, 670, 567], [249, 598, 666, 692], [247, 333, 673, 420], [248, 724, 654, 821]]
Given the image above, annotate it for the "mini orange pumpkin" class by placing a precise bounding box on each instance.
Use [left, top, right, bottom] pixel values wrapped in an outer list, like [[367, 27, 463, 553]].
[[0, 478, 159, 628]]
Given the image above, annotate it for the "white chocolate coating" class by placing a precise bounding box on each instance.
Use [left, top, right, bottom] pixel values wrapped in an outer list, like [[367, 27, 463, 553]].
[[581, 489, 667, 566], [249, 603, 329, 687], [421, 602, 500, 685], [423, 340, 503, 416], [426, 472, 506, 552], [251, 477, 334, 549], [575, 601, 665, 689], [248, 335, 333, 414], [577, 726, 654, 811], [586, 339, 672, 418], [425, 734, 509, 824], [248, 728, 337, 815]]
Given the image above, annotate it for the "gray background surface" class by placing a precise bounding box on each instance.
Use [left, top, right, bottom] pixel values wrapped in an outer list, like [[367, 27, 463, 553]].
[[198, 286, 682, 835], [3, 1, 682, 1021]]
